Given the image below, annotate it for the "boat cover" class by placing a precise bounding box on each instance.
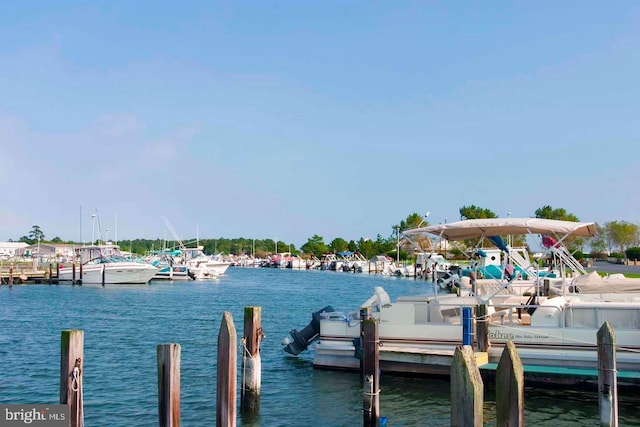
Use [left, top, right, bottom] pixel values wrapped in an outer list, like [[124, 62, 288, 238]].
[[404, 218, 597, 241]]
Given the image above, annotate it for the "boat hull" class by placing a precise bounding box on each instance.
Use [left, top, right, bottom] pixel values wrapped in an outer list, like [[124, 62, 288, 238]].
[[58, 263, 158, 284], [189, 262, 231, 279], [304, 288, 640, 385]]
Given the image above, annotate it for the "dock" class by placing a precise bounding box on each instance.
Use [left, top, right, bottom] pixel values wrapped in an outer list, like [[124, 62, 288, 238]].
[[0, 265, 59, 284]]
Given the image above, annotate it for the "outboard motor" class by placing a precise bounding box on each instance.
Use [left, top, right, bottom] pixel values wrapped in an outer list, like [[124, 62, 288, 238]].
[[282, 306, 334, 355], [437, 272, 460, 290]]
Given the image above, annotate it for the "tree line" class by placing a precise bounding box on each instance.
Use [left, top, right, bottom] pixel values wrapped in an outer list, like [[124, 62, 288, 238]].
[[10, 205, 640, 260]]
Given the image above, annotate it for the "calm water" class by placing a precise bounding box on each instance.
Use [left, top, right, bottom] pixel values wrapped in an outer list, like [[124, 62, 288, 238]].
[[1, 268, 638, 426]]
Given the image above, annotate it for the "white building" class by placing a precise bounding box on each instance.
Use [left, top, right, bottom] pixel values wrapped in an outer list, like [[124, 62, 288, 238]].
[[0, 242, 28, 260]]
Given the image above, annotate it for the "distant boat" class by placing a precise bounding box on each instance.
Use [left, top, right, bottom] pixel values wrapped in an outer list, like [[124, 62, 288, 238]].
[[58, 245, 158, 285], [182, 246, 231, 279], [145, 249, 195, 281]]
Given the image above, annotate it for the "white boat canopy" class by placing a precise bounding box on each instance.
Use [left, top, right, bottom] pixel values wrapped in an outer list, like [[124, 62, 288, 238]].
[[403, 218, 597, 241]]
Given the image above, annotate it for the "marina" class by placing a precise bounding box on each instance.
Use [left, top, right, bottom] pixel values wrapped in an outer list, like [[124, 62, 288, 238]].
[[1, 267, 639, 425]]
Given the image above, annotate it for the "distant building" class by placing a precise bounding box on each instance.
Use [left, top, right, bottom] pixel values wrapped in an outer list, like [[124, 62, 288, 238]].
[[14, 243, 77, 262], [0, 242, 28, 259]]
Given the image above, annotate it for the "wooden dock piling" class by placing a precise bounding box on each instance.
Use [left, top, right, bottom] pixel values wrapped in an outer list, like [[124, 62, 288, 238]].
[[157, 343, 181, 427], [79, 263, 83, 284], [451, 346, 483, 427], [101, 264, 106, 287], [598, 322, 618, 427], [217, 312, 237, 427], [496, 341, 524, 427], [362, 319, 379, 427], [72, 263, 76, 284], [8, 264, 13, 287], [241, 307, 263, 414], [476, 304, 489, 352], [49, 264, 53, 285], [60, 330, 84, 427]]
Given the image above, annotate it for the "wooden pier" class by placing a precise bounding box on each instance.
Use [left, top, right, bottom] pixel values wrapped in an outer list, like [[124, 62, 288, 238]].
[[0, 264, 61, 284]]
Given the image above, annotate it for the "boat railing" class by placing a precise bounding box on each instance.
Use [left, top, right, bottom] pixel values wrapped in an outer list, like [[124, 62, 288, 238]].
[[435, 298, 566, 328]]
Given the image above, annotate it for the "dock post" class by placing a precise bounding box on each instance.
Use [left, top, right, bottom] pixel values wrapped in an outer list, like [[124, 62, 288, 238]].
[[60, 330, 84, 427], [476, 304, 489, 352], [241, 307, 263, 414], [451, 346, 483, 427], [362, 319, 379, 427], [496, 341, 524, 426], [73, 263, 77, 285], [157, 343, 181, 427], [8, 264, 13, 287], [101, 264, 106, 287], [217, 312, 237, 427], [49, 263, 53, 285], [598, 322, 618, 427], [79, 263, 83, 283], [56, 262, 60, 283]]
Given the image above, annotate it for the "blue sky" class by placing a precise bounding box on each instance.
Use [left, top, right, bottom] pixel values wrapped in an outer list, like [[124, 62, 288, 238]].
[[1, 1, 638, 247]]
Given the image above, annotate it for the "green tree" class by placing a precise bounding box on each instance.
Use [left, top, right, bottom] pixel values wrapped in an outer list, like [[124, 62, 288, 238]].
[[534, 205, 579, 222], [534, 205, 582, 251], [459, 205, 497, 220], [603, 221, 639, 254], [18, 235, 33, 245], [399, 213, 428, 230], [329, 237, 349, 253], [357, 238, 376, 259], [588, 223, 608, 256], [301, 235, 329, 258], [28, 225, 45, 242]]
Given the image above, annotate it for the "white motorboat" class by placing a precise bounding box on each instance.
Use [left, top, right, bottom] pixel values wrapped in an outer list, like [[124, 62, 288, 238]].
[[183, 247, 231, 279], [283, 218, 640, 385], [145, 250, 195, 281], [58, 245, 158, 285]]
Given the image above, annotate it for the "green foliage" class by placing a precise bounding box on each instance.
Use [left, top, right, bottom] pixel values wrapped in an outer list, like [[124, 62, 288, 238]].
[[534, 205, 579, 221], [459, 205, 497, 220], [329, 237, 349, 253], [603, 220, 639, 253], [28, 225, 45, 242], [357, 238, 376, 259], [535, 205, 582, 251], [399, 213, 427, 230], [301, 235, 329, 258], [626, 247, 640, 260]]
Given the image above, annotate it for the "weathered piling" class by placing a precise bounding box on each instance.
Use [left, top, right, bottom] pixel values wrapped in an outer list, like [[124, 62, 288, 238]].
[[49, 264, 53, 284], [476, 304, 489, 352], [157, 343, 181, 427], [60, 330, 84, 427], [101, 264, 106, 287], [8, 264, 13, 287], [79, 263, 83, 283], [362, 319, 379, 427], [72, 263, 76, 284], [598, 322, 618, 427], [451, 346, 483, 427], [496, 341, 524, 427], [241, 307, 263, 414], [56, 262, 60, 282], [217, 311, 237, 427]]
